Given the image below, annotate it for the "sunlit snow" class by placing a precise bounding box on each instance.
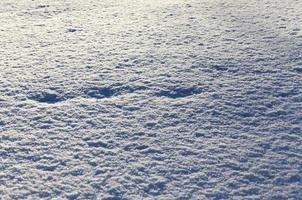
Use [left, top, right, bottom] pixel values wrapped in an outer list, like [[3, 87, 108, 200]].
[[1, 0, 302, 199]]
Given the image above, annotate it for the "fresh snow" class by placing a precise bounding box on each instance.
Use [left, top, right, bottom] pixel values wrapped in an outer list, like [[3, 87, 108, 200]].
[[1, 0, 302, 199]]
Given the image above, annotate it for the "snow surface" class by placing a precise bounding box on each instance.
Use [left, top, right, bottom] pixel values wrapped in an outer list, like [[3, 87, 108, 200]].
[[1, 0, 302, 199]]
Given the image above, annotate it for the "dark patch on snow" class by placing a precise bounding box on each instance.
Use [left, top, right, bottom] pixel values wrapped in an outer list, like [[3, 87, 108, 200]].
[[273, 90, 298, 98], [103, 197, 127, 200], [85, 87, 115, 99], [144, 181, 166, 196], [36, 5, 50, 9], [36, 164, 57, 171], [293, 67, 302, 73], [155, 87, 202, 99], [102, 195, 127, 200], [86, 140, 114, 149], [38, 191, 51, 198], [66, 193, 80, 200], [70, 168, 84, 176], [67, 28, 78, 33], [28, 91, 63, 104], [124, 143, 149, 151], [84, 85, 146, 99], [212, 64, 229, 71]]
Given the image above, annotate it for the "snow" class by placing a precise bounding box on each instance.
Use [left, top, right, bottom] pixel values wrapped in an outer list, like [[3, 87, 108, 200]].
[[1, 0, 302, 199]]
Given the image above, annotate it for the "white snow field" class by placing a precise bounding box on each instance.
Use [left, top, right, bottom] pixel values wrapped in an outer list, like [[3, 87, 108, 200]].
[[1, 0, 302, 199]]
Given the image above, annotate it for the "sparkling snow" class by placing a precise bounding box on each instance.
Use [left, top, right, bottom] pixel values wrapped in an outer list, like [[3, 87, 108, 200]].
[[1, 0, 302, 199]]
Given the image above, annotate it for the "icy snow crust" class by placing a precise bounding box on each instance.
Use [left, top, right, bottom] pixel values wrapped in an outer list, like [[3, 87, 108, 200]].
[[1, 0, 302, 199]]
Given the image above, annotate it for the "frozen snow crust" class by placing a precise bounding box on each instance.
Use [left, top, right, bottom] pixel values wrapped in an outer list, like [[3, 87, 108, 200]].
[[1, 0, 302, 199]]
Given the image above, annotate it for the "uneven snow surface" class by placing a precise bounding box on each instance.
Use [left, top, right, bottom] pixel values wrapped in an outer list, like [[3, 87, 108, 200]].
[[1, 0, 302, 199]]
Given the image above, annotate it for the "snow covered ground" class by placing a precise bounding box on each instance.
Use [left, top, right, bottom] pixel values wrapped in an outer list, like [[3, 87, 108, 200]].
[[1, 0, 302, 199]]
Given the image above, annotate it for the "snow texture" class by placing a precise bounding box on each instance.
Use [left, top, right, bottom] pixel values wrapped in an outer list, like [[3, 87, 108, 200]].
[[1, 0, 302, 199]]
